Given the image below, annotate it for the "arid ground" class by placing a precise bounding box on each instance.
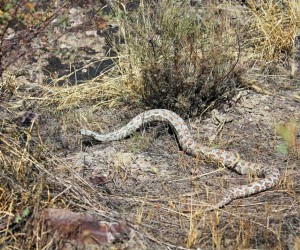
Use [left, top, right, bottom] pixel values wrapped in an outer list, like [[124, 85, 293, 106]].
[[0, 1, 299, 249]]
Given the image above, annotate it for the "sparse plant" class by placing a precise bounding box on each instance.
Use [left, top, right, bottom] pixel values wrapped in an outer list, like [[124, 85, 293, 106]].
[[185, 200, 201, 249], [235, 219, 252, 249], [275, 119, 300, 159], [0, 72, 17, 98], [117, 0, 243, 117], [208, 212, 223, 250]]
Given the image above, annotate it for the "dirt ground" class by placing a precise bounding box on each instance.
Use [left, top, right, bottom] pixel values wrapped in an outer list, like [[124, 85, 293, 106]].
[[1, 1, 300, 249], [63, 89, 299, 249]]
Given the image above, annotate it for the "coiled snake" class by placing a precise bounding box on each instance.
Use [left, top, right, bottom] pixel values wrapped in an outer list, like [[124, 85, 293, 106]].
[[80, 109, 280, 209]]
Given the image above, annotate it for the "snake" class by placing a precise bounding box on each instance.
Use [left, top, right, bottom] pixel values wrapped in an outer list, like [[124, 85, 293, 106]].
[[80, 109, 280, 209]]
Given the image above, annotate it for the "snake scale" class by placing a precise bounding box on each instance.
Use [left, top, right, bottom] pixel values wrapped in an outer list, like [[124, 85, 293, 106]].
[[80, 109, 280, 209]]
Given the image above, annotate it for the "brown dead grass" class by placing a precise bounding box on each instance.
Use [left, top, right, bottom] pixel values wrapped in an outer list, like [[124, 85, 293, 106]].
[[247, 0, 300, 61]]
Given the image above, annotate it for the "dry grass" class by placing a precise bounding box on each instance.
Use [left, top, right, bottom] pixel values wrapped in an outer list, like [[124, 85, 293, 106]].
[[0, 113, 111, 248], [15, 0, 299, 111], [246, 0, 300, 61], [0, 0, 300, 249]]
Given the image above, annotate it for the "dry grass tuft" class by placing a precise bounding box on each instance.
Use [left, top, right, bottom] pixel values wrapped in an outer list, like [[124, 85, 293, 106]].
[[0, 120, 47, 248], [0, 110, 111, 248], [39, 74, 136, 111], [247, 0, 300, 61]]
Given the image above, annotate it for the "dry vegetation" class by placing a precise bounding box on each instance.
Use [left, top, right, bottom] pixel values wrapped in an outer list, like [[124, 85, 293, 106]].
[[0, 0, 299, 249]]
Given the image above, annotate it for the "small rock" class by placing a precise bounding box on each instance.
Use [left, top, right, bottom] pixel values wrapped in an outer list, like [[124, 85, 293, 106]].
[[69, 8, 78, 14], [289, 106, 296, 112], [86, 30, 97, 36], [149, 167, 158, 174]]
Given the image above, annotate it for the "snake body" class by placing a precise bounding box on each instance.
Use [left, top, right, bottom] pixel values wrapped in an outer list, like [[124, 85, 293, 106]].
[[80, 109, 280, 209]]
